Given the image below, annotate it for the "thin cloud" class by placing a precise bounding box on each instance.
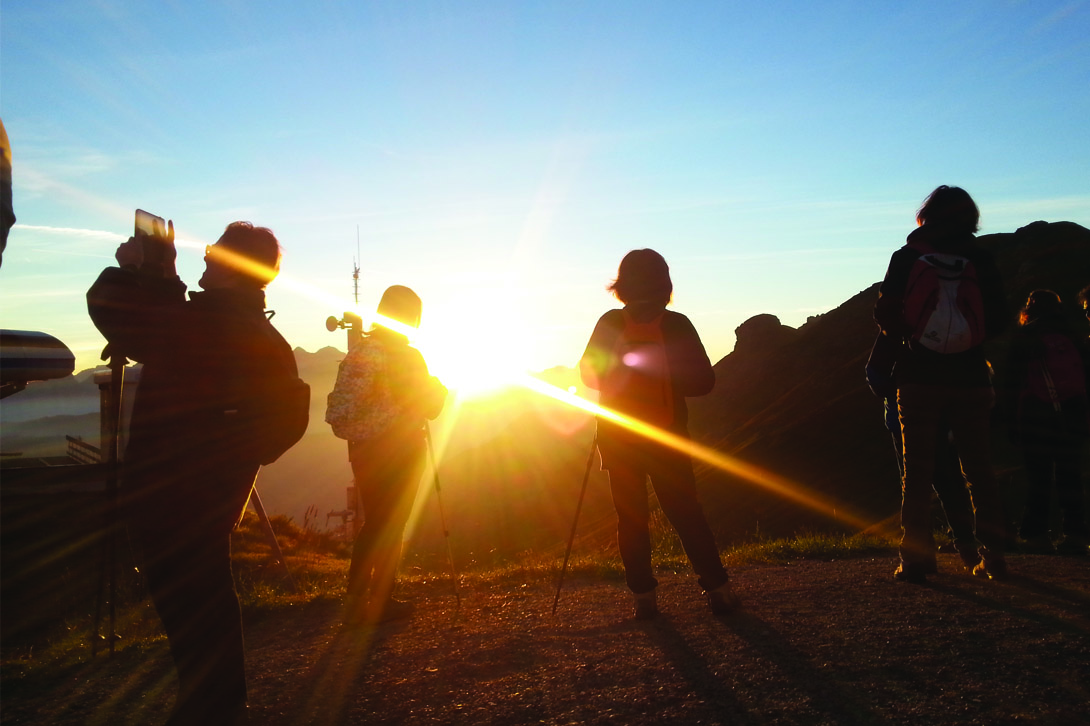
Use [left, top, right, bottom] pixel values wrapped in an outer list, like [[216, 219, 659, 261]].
[[15, 224, 126, 241]]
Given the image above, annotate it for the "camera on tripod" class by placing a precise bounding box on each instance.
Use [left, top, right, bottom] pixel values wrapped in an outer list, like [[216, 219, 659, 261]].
[[326, 312, 364, 351]]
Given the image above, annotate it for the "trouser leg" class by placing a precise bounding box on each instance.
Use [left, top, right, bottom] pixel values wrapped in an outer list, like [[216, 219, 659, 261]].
[[897, 385, 941, 564], [607, 462, 656, 594], [648, 451, 728, 592], [349, 441, 425, 605], [135, 499, 250, 723], [1054, 441, 1088, 537], [932, 424, 976, 547], [1019, 445, 1054, 539], [948, 387, 1006, 554]]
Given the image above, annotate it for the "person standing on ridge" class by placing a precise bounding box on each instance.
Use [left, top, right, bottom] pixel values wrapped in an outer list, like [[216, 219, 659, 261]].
[[866, 319, 979, 567], [338, 285, 447, 625], [580, 249, 738, 619], [1000, 290, 1089, 555], [87, 221, 308, 725], [874, 185, 1011, 583]]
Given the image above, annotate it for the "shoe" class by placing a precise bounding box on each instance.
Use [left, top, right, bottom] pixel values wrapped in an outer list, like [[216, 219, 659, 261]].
[[893, 562, 928, 584], [706, 582, 741, 615], [1056, 535, 1089, 556], [1020, 535, 1056, 554], [972, 551, 1009, 580], [633, 589, 659, 620], [921, 557, 938, 575]]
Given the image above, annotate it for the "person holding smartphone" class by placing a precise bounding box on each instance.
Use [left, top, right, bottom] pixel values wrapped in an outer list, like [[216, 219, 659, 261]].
[[87, 217, 307, 726]]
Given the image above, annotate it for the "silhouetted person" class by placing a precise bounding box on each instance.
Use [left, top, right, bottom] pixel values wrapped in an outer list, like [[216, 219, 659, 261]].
[[580, 249, 738, 618], [874, 186, 1010, 582], [1, 117, 14, 268], [87, 222, 304, 725], [1001, 290, 1089, 555], [342, 285, 447, 625], [866, 332, 978, 565]]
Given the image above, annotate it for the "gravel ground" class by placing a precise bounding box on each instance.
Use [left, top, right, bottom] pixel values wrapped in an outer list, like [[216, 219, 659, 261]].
[[3, 553, 1088, 725]]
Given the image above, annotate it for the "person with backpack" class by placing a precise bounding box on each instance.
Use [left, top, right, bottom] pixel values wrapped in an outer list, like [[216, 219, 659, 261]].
[[87, 221, 309, 726], [874, 186, 1011, 583], [579, 249, 738, 619], [1001, 290, 1089, 555], [865, 331, 978, 567], [331, 285, 447, 625]]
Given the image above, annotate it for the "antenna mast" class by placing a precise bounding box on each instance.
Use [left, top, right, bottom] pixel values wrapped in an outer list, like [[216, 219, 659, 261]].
[[352, 226, 361, 306]]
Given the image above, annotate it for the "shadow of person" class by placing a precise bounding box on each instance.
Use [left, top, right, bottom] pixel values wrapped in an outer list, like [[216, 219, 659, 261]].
[[716, 611, 884, 726], [637, 616, 761, 726]]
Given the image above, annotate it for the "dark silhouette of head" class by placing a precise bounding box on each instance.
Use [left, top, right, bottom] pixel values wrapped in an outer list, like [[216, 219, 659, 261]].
[[916, 186, 980, 235], [1077, 285, 1090, 322], [200, 221, 281, 290], [609, 249, 673, 306], [376, 285, 423, 330], [1019, 289, 1062, 326]]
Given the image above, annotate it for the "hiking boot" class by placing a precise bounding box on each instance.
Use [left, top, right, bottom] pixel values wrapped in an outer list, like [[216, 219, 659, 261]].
[[972, 550, 1009, 580], [1020, 535, 1056, 555], [633, 589, 659, 620], [893, 562, 929, 584], [706, 582, 741, 616], [1056, 535, 1089, 556]]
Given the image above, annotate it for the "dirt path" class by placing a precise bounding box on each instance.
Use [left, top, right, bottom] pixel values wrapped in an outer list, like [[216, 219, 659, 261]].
[[3, 553, 1089, 725]]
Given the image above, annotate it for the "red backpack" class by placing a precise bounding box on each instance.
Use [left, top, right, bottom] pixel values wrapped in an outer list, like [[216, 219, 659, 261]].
[[599, 310, 675, 428], [902, 251, 986, 354]]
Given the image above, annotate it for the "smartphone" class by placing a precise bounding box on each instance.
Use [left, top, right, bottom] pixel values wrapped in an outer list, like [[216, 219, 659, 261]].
[[134, 209, 172, 271], [135, 209, 166, 238]]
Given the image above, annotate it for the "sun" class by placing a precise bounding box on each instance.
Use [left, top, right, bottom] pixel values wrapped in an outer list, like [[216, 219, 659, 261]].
[[416, 316, 534, 398]]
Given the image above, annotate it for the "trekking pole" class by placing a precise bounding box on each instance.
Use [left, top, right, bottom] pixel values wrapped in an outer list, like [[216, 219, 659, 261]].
[[94, 347, 126, 657], [551, 433, 598, 616], [424, 423, 460, 609]]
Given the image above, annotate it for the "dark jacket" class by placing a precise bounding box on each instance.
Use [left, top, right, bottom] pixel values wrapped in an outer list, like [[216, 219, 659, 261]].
[[873, 226, 1009, 388], [999, 315, 1090, 444], [87, 267, 301, 517], [580, 303, 714, 446]]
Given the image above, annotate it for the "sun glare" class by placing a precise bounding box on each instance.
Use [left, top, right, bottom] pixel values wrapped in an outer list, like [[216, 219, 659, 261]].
[[418, 327, 530, 397], [414, 295, 538, 398]]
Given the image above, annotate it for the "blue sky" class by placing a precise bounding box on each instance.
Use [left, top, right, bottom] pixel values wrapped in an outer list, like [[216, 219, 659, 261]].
[[2, 1, 1089, 381]]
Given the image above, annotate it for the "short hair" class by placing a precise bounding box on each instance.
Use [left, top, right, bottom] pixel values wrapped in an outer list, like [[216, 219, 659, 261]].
[[376, 285, 422, 329], [217, 221, 281, 288], [1077, 285, 1090, 309], [608, 249, 673, 306], [1019, 289, 1062, 326], [916, 186, 980, 235]]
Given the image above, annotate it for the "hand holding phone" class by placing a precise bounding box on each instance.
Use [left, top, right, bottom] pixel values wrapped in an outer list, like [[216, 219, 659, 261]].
[[134, 209, 176, 276]]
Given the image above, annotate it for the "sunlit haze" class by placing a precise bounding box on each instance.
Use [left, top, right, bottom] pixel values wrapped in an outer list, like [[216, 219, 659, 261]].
[[3, 2, 1089, 380]]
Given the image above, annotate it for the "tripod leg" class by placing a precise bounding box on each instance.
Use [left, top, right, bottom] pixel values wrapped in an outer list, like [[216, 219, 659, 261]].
[[247, 484, 300, 594], [552, 434, 598, 615], [424, 424, 460, 609]]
